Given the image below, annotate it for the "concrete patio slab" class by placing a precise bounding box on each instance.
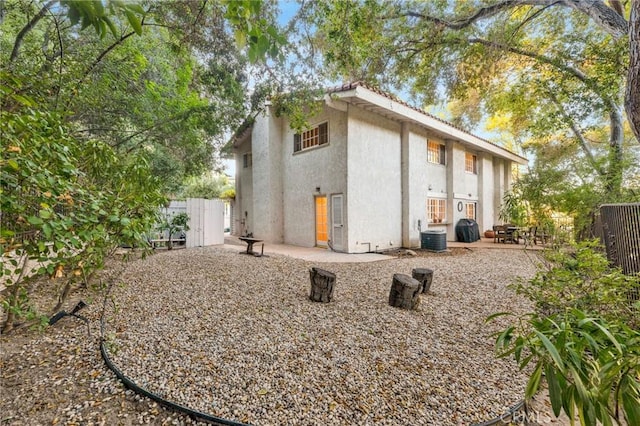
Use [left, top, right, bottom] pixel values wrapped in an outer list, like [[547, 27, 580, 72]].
[[219, 235, 545, 263], [221, 237, 394, 263], [448, 237, 546, 250]]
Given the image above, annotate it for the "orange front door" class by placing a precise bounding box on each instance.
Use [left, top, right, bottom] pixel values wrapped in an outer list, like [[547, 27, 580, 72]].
[[315, 196, 328, 247]]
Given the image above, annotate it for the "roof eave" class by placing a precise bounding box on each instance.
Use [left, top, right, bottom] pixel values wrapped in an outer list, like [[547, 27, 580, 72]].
[[330, 86, 528, 165]]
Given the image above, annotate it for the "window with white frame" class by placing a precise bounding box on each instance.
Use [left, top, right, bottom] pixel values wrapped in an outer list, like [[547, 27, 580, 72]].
[[427, 141, 446, 165], [465, 202, 476, 220], [427, 198, 447, 223], [243, 152, 252, 168], [294, 122, 328, 153], [465, 152, 477, 174]]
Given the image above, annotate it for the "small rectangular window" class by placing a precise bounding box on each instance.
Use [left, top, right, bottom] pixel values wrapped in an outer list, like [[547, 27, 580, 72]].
[[465, 202, 476, 220], [427, 141, 445, 165], [427, 198, 446, 223], [465, 153, 477, 174], [243, 152, 252, 168], [318, 122, 328, 145], [294, 134, 301, 152], [294, 122, 329, 153]]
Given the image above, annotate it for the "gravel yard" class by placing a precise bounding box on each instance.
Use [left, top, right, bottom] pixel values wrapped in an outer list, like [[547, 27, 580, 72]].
[[106, 246, 540, 425], [2, 246, 557, 425]]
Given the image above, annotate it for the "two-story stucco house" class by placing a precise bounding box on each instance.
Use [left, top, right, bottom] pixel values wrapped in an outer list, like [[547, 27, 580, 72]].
[[231, 82, 527, 253]]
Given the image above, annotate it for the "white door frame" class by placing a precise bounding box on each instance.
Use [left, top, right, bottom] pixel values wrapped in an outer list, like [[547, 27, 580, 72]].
[[331, 194, 344, 251]]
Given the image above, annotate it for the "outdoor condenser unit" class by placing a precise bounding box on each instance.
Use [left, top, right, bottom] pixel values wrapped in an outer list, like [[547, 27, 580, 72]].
[[421, 230, 447, 252]]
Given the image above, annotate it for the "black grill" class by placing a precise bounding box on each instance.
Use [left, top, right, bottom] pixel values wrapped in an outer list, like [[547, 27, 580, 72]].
[[455, 219, 480, 243]]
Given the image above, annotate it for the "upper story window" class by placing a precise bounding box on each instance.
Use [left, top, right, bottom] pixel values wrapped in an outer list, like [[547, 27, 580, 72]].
[[294, 122, 328, 153], [465, 152, 477, 174], [243, 152, 252, 168], [427, 141, 446, 165]]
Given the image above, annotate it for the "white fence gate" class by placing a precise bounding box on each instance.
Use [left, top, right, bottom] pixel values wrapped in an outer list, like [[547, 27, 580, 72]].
[[167, 199, 224, 247], [185, 198, 224, 247]]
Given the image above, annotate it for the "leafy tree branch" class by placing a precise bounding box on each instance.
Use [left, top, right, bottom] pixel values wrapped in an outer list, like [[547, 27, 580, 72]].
[[383, 0, 638, 142], [9, 0, 55, 62], [394, 1, 627, 38], [545, 88, 605, 176]]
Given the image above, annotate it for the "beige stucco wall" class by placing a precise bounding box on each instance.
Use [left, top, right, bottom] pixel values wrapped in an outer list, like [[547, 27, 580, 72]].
[[280, 104, 348, 248], [235, 98, 521, 251], [405, 127, 433, 248], [477, 153, 495, 232], [346, 105, 403, 253], [234, 135, 253, 236], [250, 108, 284, 241]]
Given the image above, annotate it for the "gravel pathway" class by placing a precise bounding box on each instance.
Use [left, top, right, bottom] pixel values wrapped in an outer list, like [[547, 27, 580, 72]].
[[102, 246, 541, 425]]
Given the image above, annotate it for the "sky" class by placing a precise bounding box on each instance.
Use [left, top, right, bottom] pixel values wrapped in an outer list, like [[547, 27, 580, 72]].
[[223, 1, 300, 177]]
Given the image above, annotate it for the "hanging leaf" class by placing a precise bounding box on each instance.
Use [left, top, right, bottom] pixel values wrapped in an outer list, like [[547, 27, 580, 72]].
[[27, 216, 43, 226], [7, 159, 19, 170], [125, 10, 143, 36], [545, 364, 563, 417], [525, 362, 543, 400], [533, 329, 566, 374]]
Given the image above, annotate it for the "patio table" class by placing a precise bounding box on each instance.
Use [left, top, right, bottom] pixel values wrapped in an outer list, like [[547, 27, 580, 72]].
[[239, 237, 264, 256]]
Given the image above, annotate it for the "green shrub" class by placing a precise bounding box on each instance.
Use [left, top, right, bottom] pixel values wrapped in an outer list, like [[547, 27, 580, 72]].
[[489, 242, 640, 425], [491, 309, 640, 425], [1, 104, 165, 332], [514, 240, 639, 326]]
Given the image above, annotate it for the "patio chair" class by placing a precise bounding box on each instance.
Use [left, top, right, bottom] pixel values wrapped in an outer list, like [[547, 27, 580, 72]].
[[494, 225, 507, 243], [503, 224, 517, 244], [533, 227, 550, 245], [521, 226, 536, 247]]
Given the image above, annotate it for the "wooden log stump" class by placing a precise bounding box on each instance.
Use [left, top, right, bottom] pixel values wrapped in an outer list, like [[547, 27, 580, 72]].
[[309, 267, 336, 303], [412, 268, 434, 293], [388, 273, 420, 310]]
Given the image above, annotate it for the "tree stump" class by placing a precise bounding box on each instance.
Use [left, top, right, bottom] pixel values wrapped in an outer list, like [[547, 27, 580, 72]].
[[388, 273, 420, 310], [412, 268, 434, 293], [309, 267, 336, 303]]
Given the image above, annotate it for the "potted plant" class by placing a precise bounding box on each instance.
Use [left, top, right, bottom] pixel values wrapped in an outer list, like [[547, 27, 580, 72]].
[[484, 229, 495, 239]]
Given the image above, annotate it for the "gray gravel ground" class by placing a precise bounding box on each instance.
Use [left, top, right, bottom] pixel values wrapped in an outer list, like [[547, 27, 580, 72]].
[[2, 246, 571, 426], [105, 246, 540, 425]]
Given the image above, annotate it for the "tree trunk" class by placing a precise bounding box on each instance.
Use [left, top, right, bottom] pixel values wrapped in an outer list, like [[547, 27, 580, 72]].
[[1, 254, 30, 333], [605, 104, 625, 196], [412, 268, 434, 293], [9, 1, 56, 62], [626, 0, 640, 143], [309, 267, 336, 303], [2, 281, 20, 333], [50, 280, 73, 315], [388, 274, 420, 310]]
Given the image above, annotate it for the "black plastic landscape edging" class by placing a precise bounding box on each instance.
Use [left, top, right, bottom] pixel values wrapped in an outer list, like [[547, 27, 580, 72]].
[[100, 340, 250, 426], [101, 338, 526, 426], [98, 279, 526, 426]]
